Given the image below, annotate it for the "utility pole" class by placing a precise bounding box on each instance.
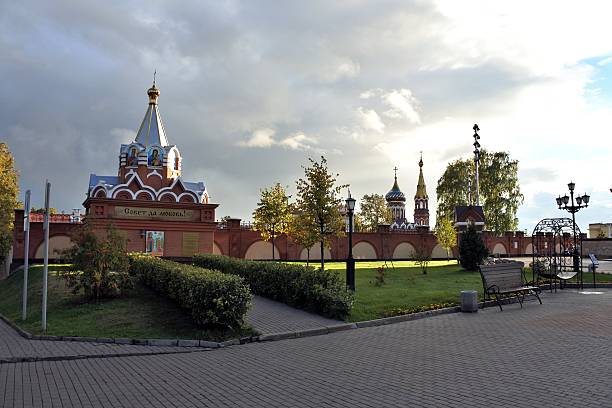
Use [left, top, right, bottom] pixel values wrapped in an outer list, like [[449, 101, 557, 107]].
[[41, 181, 51, 332], [21, 190, 31, 321]]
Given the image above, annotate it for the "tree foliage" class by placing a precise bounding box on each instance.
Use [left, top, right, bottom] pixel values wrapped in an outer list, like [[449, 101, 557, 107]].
[[31, 207, 58, 215], [252, 183, 292, 259], [458, 225, 489, 271], [356, 193, 392, 232], [287, 208, 319, 266], [436, 150, 523, 234], [0, 143, 19, 258], [435, 216, 457, 260], [62, 225, 132, 300], [294, 156, 347, 271]]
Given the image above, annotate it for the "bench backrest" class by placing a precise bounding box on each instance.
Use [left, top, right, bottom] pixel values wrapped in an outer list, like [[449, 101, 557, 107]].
[[479, 262, 524, 292]]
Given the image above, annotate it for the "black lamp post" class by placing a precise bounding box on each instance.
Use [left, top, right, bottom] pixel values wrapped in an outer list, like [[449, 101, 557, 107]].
[[556, 182, 590, 272], [345, 192, 356, 291]]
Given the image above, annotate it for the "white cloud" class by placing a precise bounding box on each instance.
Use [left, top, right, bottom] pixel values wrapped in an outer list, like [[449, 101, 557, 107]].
[[279, 132, 317, 150], [238, 128, 317, 151], [237, 128, 276, 148], [382, 89, 421, 124], [356, 107, 385, 133]]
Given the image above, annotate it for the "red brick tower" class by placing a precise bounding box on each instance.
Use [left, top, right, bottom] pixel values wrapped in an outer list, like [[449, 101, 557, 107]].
[[413, 154, 429, 228]]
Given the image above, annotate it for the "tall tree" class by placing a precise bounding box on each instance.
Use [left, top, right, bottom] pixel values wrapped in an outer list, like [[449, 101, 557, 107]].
[[252, 183, 292, 260], [435, 216, 457, 260], [295, 156, 346, 271], [0, 143, 19, 258], [356, 194, 392, 232], [436, 150, 523, 234]]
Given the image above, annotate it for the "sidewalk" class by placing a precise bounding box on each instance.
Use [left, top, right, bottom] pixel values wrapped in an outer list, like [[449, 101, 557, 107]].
[[246, 296, 341, 334]]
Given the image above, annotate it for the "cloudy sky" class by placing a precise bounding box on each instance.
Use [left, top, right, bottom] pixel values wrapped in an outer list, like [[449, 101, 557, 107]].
[[2, 0, 611, 234]]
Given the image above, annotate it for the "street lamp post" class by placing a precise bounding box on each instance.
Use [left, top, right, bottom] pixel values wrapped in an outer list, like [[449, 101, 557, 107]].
[[345, 192, 356, 291], [556, 182, 589, 273]]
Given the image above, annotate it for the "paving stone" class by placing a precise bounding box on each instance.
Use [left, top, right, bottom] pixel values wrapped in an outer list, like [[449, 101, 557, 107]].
[[3, 289, 612, 407], [246, 295, 341, 334]]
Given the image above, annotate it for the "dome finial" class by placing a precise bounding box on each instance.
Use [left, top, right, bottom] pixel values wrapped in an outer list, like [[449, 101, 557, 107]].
[[419, 151, 423, 167], [147, 72, 160, 105]]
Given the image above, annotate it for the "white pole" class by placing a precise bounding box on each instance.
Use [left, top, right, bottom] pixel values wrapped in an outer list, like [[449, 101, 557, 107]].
[[41, 181, 50, 332], [21, 190, 31, 321]]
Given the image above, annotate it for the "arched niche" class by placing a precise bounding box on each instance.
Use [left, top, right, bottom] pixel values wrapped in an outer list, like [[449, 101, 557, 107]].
[[353, 241, 377, 260], [392, 242, 416, 259], [35, 235, 73, 259], [244, 240, 280, 260], [431, 243, 448, 259], [300, 246, 332, 260], [492, 243, 507, 255]]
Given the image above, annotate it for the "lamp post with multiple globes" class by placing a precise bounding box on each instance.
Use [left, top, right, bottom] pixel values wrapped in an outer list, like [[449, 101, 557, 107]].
[[556, 182, 589, 272]]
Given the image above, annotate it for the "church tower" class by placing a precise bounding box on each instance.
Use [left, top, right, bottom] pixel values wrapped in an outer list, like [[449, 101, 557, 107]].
[[414, 154, 429, 227], [386, 167, 408, 229], [87, 80, 208, 204]]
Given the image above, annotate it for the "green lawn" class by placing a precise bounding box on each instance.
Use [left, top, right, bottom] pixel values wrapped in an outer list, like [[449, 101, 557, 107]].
[[299, 261, 612, 322], [0, 265, 254, 340]]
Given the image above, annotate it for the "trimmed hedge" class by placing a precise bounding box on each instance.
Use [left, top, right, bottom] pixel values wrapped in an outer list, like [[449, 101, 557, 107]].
[[129, 255, 251, 328], [193, 254, 353, 320]]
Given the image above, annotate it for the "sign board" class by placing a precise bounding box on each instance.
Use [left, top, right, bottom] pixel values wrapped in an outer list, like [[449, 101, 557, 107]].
[[146, 231, 164, 256], [182, 232, 199, 257], [588, 253, 599, 266], [115, 206, 194, 221]]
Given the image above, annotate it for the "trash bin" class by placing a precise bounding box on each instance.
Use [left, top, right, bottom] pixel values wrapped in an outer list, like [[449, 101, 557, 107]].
[[460, 290, 478, 313]]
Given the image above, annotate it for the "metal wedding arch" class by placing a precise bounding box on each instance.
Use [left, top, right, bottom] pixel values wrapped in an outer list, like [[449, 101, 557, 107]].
[[531, 218, 583, 291]]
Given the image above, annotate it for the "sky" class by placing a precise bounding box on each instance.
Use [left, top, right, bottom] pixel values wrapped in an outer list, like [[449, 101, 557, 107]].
[[1, 0, 611, 235]]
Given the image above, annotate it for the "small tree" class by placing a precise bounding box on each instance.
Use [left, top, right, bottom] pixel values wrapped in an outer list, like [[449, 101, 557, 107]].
[[435, 216, 457, 261], [295, 156, 347, 271], [414, 243, 431, 275], [356, 194, 392, 232], [63, 225, 132, 300], [458, 224, 489, 271], [287, 209, 319, 266], [0, 143, 19, 258], [252, 183, 292, 260]]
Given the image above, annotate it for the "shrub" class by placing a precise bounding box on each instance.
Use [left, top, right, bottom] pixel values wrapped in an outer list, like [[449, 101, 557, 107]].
[[458, 224, 489, 271], [62, 225, 132, 300], [193, 255, 353, 320], [129, 254, 251, 328]]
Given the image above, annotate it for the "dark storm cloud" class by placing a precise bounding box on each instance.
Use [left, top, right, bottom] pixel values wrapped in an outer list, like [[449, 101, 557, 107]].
[[3, 0, 605, 232]]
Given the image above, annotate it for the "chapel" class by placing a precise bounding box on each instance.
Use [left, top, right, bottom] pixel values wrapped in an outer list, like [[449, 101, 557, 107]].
[[83, 80, 218, 256]]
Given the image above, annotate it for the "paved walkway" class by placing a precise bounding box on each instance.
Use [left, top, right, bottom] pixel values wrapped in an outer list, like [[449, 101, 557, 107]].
[[3, 289, 612, 407], [246, 296, 340, 334]]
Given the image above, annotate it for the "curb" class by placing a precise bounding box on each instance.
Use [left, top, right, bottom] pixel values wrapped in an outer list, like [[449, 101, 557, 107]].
[[0, 313, 225, 349]]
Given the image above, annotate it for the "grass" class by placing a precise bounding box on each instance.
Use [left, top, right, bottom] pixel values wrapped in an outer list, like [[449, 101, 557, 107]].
[[0, 265, 255, 340], [294, 260, 612, 322]]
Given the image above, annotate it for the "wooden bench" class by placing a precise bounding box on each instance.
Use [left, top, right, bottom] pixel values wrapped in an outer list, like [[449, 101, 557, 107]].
[[479, 261, 542, 311]]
